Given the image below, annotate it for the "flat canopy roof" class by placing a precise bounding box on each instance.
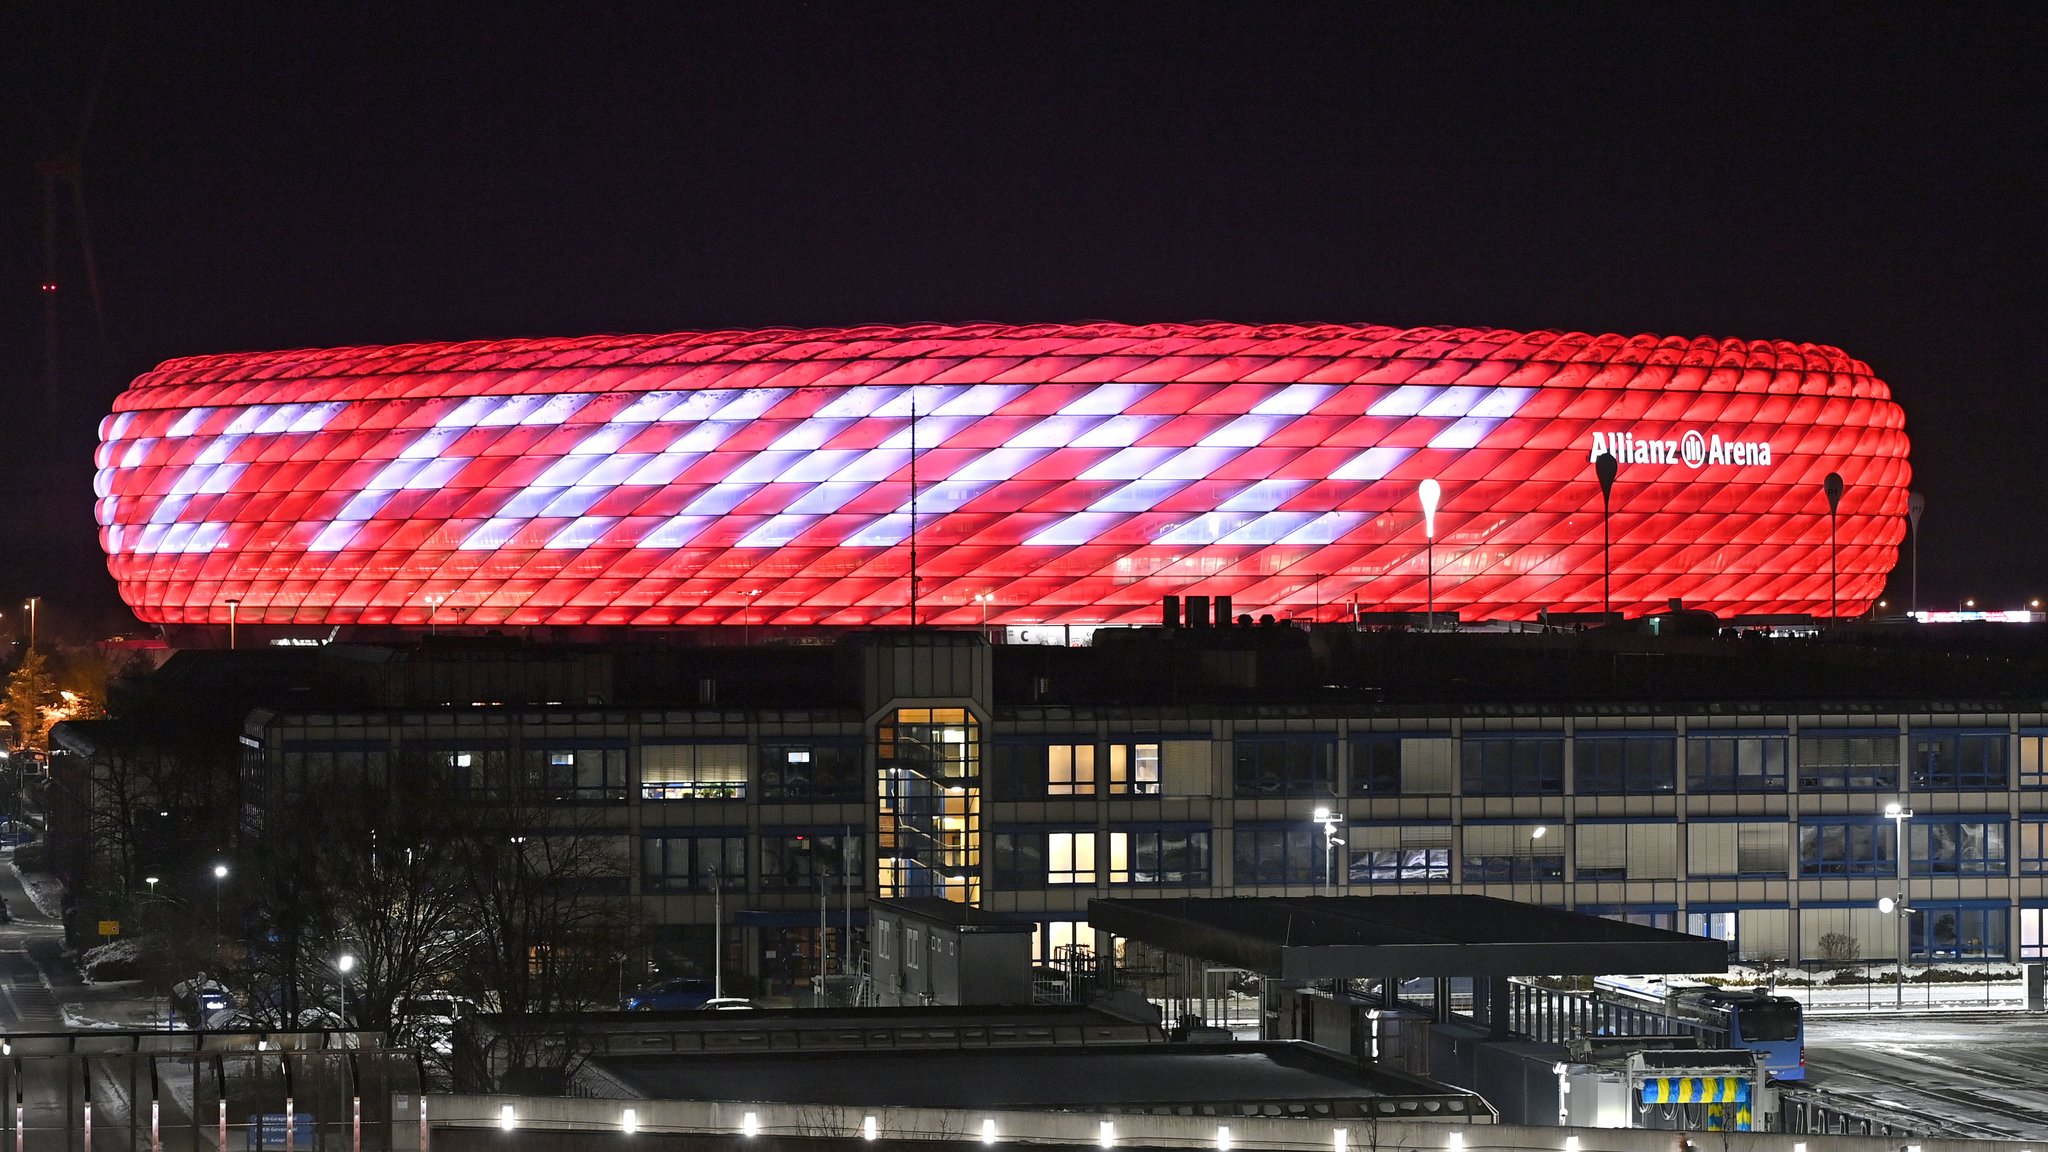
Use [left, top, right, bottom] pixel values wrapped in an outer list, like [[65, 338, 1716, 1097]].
[[1088, 896, 1727, 980], [589, 1042, 1489, 1118]]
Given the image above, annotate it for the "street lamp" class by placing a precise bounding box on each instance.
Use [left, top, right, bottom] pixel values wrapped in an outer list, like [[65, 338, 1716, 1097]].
[[143, 876, 164, 1028], [22, 597, 38, 651], [1824, 472, 1845, 622], [335, 953, 355, 1027], [1524, 826, 1549, 906], [1312, 806, 1345, 896], [1418, 479, 1440, 631], [424, 594, 445, 636], [212, 862, 228, 941], [1883, 802, 1913, 1008], [1594, 452, 1618, 621], [224, 598, 240, 651], [974, 592, 994, 642]]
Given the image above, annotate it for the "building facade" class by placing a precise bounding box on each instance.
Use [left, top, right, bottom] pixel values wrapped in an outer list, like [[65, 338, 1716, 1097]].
[[230, 633, 2048, 993], [98, 322, 1909, 632]]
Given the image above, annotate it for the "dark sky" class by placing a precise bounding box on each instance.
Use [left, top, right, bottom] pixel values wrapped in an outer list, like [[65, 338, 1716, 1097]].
[[4, 4, 2044, 641]]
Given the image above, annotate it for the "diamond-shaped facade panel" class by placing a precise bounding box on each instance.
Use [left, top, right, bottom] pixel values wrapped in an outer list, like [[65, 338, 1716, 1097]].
[[95, 322, 1910, 628]]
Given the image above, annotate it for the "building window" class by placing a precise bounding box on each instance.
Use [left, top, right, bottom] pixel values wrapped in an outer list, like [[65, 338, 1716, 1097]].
[[1232, 735, 1337, 797], [440, 748, 509, 794], [1110, 825, 1210, 885], [1584, 906, 1678, 932], [991, 830, 1097, 888], [1352, 737, 1400, 795], [1688, 821, 1789, 877], [1909, 730, 2009, 790], [1107, 743, 1162, 795], [1797, 818, 1897, 876], [989, 741, 1097, 799], [1911, 903, 2007, 959], [1797, 731, 1898, 791], [1573, 735, 1677, 795], [2022, 733, 2048, 789], [1574, 823, 1679, 880], [642, 743, 748, 800], [1460, 735, 1565, 796], [1910, 817, 2007, 875], [759, 829, 865, 891], [1686, 734, 1788, 793], [760, 741, 862, 800], [1349, 735, 1454, 796], [1461, 823, 1563, 883], [1049, 745, 1097, 796], [2023, 819, 2048, 875], [2022, 907, 2048, 959], [642, 833, 745, 892], [1346, 825, 1451, 883], [1233, 823, 1320, 885], [877, 708, 981, 904], [523, 747, 627, 801]]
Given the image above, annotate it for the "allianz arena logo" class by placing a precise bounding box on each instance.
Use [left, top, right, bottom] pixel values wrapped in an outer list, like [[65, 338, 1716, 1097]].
[[1588, 430, 1772, 470]]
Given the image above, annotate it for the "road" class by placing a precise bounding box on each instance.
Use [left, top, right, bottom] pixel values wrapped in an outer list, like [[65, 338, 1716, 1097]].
[[0, 854, 69, 1029], [1804, 1013, 2048, 1138]]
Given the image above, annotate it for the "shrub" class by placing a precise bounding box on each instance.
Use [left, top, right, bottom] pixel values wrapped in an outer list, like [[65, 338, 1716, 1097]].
[[1817, 932, 1861, 963]]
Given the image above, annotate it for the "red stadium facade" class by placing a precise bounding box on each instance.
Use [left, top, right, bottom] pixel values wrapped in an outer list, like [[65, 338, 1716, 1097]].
[[95, 323, 1910, 630]]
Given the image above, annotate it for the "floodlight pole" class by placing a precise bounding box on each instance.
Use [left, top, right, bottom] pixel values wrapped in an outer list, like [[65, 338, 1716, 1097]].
[[1825, 472, 1845, 622], [711, 863, 723, 999], [1418, 479, 1440, 631], [1594, 453, 1618, 622]]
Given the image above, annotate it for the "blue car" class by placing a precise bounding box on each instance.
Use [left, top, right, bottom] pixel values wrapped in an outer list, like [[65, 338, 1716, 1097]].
[[622, 977, 715, 1011]]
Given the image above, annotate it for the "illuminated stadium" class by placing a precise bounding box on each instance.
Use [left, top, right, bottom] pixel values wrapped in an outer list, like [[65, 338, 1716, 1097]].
[[94, 322, 1911, 630]]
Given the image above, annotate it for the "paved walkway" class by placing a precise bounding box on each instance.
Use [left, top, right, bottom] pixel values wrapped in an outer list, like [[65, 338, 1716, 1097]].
[[1, 847, 164, 1030]]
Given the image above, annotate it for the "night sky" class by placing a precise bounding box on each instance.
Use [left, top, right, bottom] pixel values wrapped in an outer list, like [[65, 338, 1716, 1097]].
[[5, 4, 2044, 641]]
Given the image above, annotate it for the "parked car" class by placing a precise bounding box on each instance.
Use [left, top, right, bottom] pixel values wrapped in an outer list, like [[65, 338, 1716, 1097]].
[[171, 978, 235, 1028], [622, 976, 716, 1011], [699, 997, 756, 1011]]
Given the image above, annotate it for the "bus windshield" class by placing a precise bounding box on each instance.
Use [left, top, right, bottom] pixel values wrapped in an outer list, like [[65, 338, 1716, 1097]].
[[1736, 1001, 1800, 1042]]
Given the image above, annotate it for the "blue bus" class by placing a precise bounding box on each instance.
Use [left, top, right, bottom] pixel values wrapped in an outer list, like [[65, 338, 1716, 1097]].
[[1678, 989, 1805, 1082]]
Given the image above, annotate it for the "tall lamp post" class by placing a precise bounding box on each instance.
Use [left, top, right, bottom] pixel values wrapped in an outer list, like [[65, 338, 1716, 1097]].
[[425, 594, 445, 636], [1594, 453, 1618, 622], [225, 598, 240, 651], [144, 876, 163, 1028], [1312, 807, 1345, 896], [1907, 492, 1925, 618], [711, 863, 724, 1000], [974, 592, 994, 643], [22, 597, 38, 651], [1418, 479, 1440, 631], [1881, 802, 1914, 1008], [211, 862, 229, 952], [1824, 473, 1845, 622], [1525, 826, 1549, 906], [334, 953, 355, 1027]]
